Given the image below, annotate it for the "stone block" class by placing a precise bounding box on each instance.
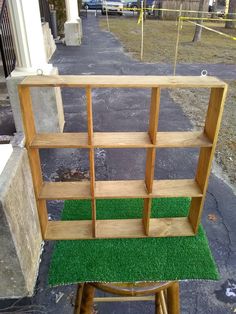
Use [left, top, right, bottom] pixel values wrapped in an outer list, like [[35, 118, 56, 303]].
[[6, 67, 65, 133], [42, 22, 56, 61], [0, 147, 42, 298], [64, 18, 83, 46]]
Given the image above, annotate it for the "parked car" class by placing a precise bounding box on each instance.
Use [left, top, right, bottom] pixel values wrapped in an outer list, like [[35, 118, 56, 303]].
[[102, 0, 124, 15], [126, 0, 154, 10], [122, 0, 137, 8], [126, 0, 138, 9], [83, 0, 102, 10]]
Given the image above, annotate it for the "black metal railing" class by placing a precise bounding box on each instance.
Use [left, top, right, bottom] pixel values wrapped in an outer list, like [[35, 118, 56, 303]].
[[39, 0, 53, 31], [0, 0, 16, 77]]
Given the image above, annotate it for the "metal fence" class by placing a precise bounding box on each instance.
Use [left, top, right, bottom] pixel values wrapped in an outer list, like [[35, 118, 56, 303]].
[[0, 0, 16, 77], [39, 0, 53, 30]]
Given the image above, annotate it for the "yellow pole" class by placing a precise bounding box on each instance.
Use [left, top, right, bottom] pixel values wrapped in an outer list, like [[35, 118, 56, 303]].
[[173, 3, 182, 76], [140, 0, 144, 61], [225, 0, 229, 17], [105, 0, 110, 32]]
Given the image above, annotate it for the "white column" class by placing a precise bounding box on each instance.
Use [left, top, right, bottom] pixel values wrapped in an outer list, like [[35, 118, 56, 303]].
[[65, 0, 79, 22], [6, 0, 65, 134], [64, 0, 82, 46], [7, 0, 52, 75]]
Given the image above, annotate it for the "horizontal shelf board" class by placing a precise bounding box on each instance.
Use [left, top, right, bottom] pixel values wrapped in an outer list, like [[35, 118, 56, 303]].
[[95, 180, 149, 198], [156, 132, 212, 148], [94, 132, 152, 148], [45, 218, 194, 240], [39, 181, 91, 200], [39, 179, 202, 200], [21, 75, 226, 89], [152, 179, 203, 197], [30, 132, 211, 149], [149, 217, 194, 237], [31, 133, 89, 148], [45, 220, 92, 240], [96, 219, 145, 238]]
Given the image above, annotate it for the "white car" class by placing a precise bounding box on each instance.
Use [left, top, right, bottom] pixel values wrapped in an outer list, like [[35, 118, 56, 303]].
[[102, 0, 124, 15]]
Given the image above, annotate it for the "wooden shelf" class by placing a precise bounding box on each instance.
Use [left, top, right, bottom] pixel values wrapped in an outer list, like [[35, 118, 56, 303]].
[[45, 217, 194, 240], [97, 218, 194, 238], [94, 132, 152, 148], [45, 220, 93, 240], [95, 180, 149, 198], [30, 132, 211, 149], [30, 133, 89, 148], [19, 75, 227, 240], [21, 75, 227, 89], [96, 179, 202, 198], [149, 217, 194, 237], [156, 132, 212, 148], [39, 181, 91, 200], [152, 179, 203, 197], [38, 179, 202, 200]]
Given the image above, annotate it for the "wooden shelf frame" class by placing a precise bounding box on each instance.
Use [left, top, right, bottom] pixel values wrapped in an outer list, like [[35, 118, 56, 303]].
[[18, 75, 228, 240]]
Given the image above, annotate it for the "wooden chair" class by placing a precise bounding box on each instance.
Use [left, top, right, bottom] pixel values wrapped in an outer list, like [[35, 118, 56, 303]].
[[75, 281, 180, 314]]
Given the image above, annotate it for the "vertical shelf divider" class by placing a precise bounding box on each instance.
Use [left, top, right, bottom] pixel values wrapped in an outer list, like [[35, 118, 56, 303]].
[[18, 85, 48, 238], [86, 86, 96, 238], [188, 87, 228, 233], [143, 87, 161, 236]]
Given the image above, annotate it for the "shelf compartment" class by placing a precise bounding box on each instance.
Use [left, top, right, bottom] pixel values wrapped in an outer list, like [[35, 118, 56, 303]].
[[156, 132, 212, 148], [95, 180, 149, 199], [152, 179, 203, 197], [44, 217, 194, 240], [39, 181, 91, 200], [94, 132, 153, 148], [30, 133, 89, 148]]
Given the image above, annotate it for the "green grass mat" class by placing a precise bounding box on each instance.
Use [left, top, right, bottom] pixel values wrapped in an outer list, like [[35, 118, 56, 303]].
[[48, 198, 219, 286]]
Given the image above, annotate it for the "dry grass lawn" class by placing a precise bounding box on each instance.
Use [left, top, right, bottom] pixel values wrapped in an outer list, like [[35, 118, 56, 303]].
[[100, 18, 236, 64], [100, 18, 236, 185]]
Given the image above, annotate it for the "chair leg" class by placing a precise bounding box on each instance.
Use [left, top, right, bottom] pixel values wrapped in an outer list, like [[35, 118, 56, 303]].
[[74, 283, 84, 314], [155, 292, 162, 314], [166, 282, 180, 314], [80, 283, 95, 314], [160, 291, 168, 314]]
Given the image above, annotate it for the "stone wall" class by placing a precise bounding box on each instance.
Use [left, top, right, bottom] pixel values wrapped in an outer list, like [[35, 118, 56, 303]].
[[0, 147, 42, 298]]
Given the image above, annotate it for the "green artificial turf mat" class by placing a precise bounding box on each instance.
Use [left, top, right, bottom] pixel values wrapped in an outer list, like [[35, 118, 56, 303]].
[[48, 198, 219, 286], [61, 198, 191, 220]]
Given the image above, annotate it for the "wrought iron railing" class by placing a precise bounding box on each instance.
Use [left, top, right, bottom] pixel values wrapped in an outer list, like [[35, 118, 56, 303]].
[[0, 0, 16, 77], [39, 0, 53, 31]]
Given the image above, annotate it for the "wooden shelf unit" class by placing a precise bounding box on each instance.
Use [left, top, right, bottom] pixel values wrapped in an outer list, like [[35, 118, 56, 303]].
[[19, 75, 228, 240]]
